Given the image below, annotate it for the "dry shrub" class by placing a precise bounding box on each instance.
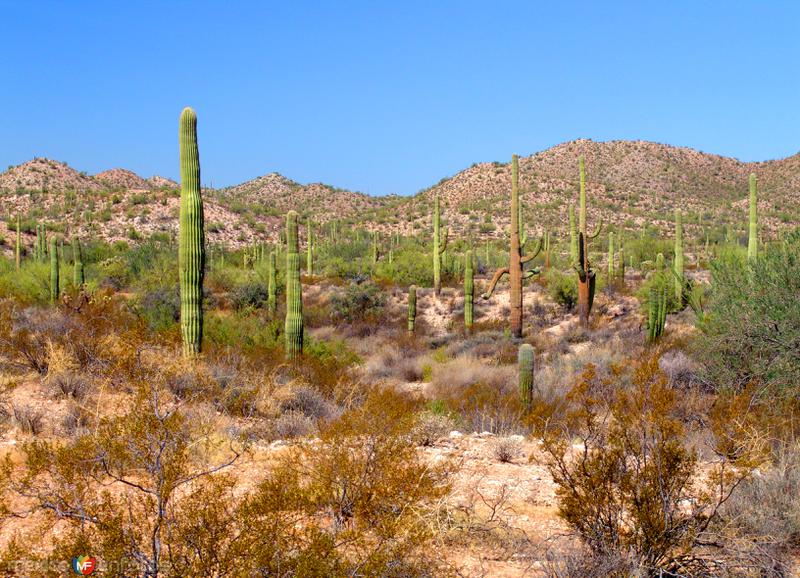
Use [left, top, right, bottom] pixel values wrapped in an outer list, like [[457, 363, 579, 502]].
[[433, 371, 524, 435], [659, 349, 701, 389], [412, 410, 455, 446], [60, 402, 93, 436], [489, 435, 524, 463], [276, 384, 339, 421], [48, 370, 92, 400], [538, 355, 761, 575], [10, 403, 44, 435], [272, 410, 317, 439]]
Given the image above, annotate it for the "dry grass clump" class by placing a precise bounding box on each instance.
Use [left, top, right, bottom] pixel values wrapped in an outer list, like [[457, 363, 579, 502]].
[[361, 343, 426, 384], [412, 410, 456, 446], [9, 402, 44, 435], [489, 435, 524, 463], [272, 410, 317, 439]]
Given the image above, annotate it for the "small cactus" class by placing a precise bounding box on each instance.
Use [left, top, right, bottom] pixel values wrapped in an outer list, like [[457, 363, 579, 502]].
[[49, 236, 59, 304], [607, 231, 615, 284], [15, 215, 20, 271], [433, 195, 449, 295], [267, 251, 277, 314], [748, 173, 758, 261], [518, 343, 535, 411], [407, 285, 417, 333], [674, 210, 684, 303], [284, 211, 303, 359], [178, 107, 205, 358], [306, 217, 314, 276], [464, 250, 474, 331], [72, 237, 84, 288]]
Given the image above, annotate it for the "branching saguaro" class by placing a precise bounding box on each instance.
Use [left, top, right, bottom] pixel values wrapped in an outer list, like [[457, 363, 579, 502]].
[[574, 156, 602, 328], [482, 154, 542, 338], [178, 107, 205, 358]]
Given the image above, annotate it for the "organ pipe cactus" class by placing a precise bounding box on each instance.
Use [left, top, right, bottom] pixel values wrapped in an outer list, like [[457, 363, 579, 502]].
[[748, 173, 758, 261], [267, 251, 277, 314], [575, 156, 602, 328], [433, 195, 449, 295], [306, 217, 314, 277], [674, 210, 684, 303], [407, 285, 417, 332], [464, 250, 474, 331], [482, 154, 542, 338], [72, 237, 84, 288], [284, 211, 303, 359], [15, 215, 20, 271], [49, 236, 59, 304], [178, 107, 205, 358], [518, 343, 535, 411]]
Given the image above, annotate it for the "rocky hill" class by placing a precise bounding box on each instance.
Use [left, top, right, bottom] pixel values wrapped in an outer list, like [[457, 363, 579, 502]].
[[0, 140, 798, 252]]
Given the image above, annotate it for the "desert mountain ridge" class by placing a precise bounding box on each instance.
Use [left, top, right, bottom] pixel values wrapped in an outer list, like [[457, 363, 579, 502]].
[[0, 139, 798, 249]]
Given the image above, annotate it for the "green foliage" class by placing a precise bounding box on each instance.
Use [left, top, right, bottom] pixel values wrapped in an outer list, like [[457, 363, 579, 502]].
[[547, 268, 578, 310], [330, 281, 387, 324], [696, 229, 800, 397]]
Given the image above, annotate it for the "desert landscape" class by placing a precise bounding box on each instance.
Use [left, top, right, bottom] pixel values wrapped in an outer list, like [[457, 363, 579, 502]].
[[2, 2, 799, 577]]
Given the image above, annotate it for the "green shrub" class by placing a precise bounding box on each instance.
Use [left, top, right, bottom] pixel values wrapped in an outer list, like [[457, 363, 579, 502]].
[[330, 281, 387, 324], [695, 228, 800, 398], [547, 268, 578, 310]]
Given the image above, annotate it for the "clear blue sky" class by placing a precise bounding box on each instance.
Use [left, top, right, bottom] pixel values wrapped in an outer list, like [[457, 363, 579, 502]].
[[1, 1, 798, 195]]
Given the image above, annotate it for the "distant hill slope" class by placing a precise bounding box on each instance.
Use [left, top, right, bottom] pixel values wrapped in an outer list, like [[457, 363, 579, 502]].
[[0, 140, 797, 252]]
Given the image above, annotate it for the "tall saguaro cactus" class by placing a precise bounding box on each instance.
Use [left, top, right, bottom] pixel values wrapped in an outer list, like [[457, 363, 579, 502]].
[[464, 250, 474, 331], [607, 231, 615, 284], [575, 156, 602, 328], [285, 211, 304, 359], [15, 215, 20, 271], [748, 173, 758, 261], [72, 237, 84, 288], [569, 204, 578, 267], [49, 236, 59, 304], [178, 107, 205, 358], [268, 251, 277, 314], [518, 343, 535, 411], [648, 253, 668, 342], [433, 195, 448, 295], [482, 154, 542, 338], [306, 217, 314, 277], [407, 285, 417, 333], [674, 210, 684, 302]]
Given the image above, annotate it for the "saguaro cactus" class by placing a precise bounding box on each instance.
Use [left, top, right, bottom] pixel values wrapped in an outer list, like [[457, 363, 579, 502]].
[[178, 107, 205, 358], [648, 254, 668, 342], [575, 156, 602, 328], [518, 343, 535, 411], [407, 285, 417, 332], [748, 173, 758, 261], [306, 218, 314, 276], [569, 204, 578, 267], [607, 231, 615, 284], [674, 210, 684, 302], [284, 211, 303, 359], [15, 215, 20, 271], [482, 154, 542, 338], [372, 231, 379, 264], [49, 236, 59, 304], [433, 195, 449, 295], [72, 237, 84, 288], [267, 251, 277, 314], [464, 250, 474, 331]]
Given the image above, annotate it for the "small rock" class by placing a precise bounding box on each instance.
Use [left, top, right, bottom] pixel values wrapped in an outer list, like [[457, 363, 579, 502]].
[[449, 430, 463, 439]]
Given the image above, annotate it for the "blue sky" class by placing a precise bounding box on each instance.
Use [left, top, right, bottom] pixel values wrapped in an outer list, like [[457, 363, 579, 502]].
[[1, 1, 798, 195]]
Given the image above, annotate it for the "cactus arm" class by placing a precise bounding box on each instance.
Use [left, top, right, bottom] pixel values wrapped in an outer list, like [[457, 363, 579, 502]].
[[588, 219, 603, 239], [481, 267, 509, 299], [520, 236, 543, 264], [439, 228, 449, 254], [522, 267, 541, 280]]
